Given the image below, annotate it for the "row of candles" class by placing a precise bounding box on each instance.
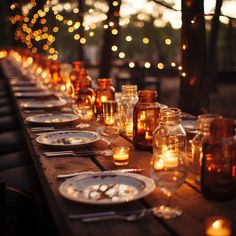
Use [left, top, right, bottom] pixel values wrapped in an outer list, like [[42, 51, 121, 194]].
[[5, 49, 235, 235]]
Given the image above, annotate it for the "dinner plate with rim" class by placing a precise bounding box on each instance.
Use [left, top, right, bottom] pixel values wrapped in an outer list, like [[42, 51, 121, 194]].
[[59, 172, 156, 205], [36, 130, 99, 147], [12, 86, 42, 92], [20, 99, 66, 109], [26, 113, 80, 125], [15, 90, 52, 98], [181, 119, 197, 133]]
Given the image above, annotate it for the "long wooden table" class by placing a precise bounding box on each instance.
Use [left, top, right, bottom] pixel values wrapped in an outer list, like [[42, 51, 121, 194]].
[[2, 60, 236, 236]]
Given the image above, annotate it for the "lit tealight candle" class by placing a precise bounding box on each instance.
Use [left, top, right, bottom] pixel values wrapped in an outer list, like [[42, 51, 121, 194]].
[[113, 146, 129, 166], [206, 217, 232, 236], [163, 151, 178, 168], [105, 116, 115, 125]]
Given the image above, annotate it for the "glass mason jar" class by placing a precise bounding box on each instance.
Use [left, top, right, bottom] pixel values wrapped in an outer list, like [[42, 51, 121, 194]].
[[201, 118, 236, 201], [133, 90, 160, 151], [152, 107, 186, 160], [192, 114, 222, 184], [120, 85, 138, 137], [94, 78, 115, 116], [50, 61, 62, 85]]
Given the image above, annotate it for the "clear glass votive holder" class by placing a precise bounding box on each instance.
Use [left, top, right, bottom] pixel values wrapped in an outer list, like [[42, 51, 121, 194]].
[[112, 146, 129, 166], [205, 216, 232, 236], [102, 100, 117, 116]]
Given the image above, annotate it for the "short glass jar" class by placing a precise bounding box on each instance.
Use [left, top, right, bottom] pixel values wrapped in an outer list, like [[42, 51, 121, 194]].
[[201, 118, 236, 201], [192, 114, 222, 183], [152, 107, 186, 159]]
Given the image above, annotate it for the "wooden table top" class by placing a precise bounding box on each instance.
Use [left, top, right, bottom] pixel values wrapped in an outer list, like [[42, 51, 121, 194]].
[[2, 60, 236, 236]]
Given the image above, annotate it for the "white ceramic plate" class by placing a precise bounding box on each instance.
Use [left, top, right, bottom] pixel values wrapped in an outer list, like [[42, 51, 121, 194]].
[[12, 86, 41, 92], [26, 113, 80, 125], [20, 100, 66, 109], [59, 172, 156, 205], [181, 119, 197, 133], [15, 90, 52, 97], [36, 130, 99, 147]]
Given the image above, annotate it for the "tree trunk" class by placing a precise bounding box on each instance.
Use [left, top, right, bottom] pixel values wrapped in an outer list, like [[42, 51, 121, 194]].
[[99, 0, 121, 77], [179, 0, 208, 115], [207, 0, 223, 89]]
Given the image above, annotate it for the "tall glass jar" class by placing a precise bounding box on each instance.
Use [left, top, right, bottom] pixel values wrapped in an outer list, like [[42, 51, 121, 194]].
[[94, 78, 115, 116], [152, 107, 186, 160], [201, 118, 236, 201], [192, 114, 221, 184], [133, 90, 160, 151], [120, 85, 138, 137]]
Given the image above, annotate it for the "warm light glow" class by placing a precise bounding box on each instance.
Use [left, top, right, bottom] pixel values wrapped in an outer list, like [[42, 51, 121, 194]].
[[80, 38, 86, 44], [126, 35, 132, 42], [143, 37, 149, 44], [73, 8, 79, 13], [119, 52, 125, 58], [74, 34, 80, 40], [129, 62, 135, 68], [165, 38, 172, 45], [144, 62, 151, 68], [171, 62, 176, 67], [157, 63, 164, 69], [111, 29, 118, 35], [111, 45, 118, 51]]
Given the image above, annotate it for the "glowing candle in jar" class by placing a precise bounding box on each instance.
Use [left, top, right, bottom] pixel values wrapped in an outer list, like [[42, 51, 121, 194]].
[[145, 131, 152, 142], [125, 121, 133, 136], [113, 146, 129, 166], [101, 95, 107, 103], [105, 116, 115, 125], [163, 151, 178, 168], [206, 217, 232, 236]]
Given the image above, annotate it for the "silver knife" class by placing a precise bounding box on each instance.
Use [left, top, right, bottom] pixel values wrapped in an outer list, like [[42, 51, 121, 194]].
[[57, 168, 144, 179]]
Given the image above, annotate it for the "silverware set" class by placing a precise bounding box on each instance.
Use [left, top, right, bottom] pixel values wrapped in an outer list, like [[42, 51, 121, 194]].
[[56, 168, 144, 179], [68, 207, 156, 222], [30, 127, 78, 133], [44, 149, 113, 158]]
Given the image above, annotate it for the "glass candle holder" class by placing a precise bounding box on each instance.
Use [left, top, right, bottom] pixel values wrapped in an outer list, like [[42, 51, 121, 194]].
[[112, 146, 129, 166], [102, 100, 117, 116], [205, 216, 232, 236]]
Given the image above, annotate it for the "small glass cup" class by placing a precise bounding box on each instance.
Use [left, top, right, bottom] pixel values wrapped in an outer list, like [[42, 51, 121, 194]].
[[205, 216, 232, 236], [112, 146, 129, 166]]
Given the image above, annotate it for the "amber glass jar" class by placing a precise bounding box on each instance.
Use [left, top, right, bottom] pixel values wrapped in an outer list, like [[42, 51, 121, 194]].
[[50, 61, 62, 85], [133, 90, 160, 151], [70, 60, 84, 83], [76, 78, 95, 106], [201, 118, 236, 201], [192, 114, 222, 184], [94, 78, 115, 116]]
